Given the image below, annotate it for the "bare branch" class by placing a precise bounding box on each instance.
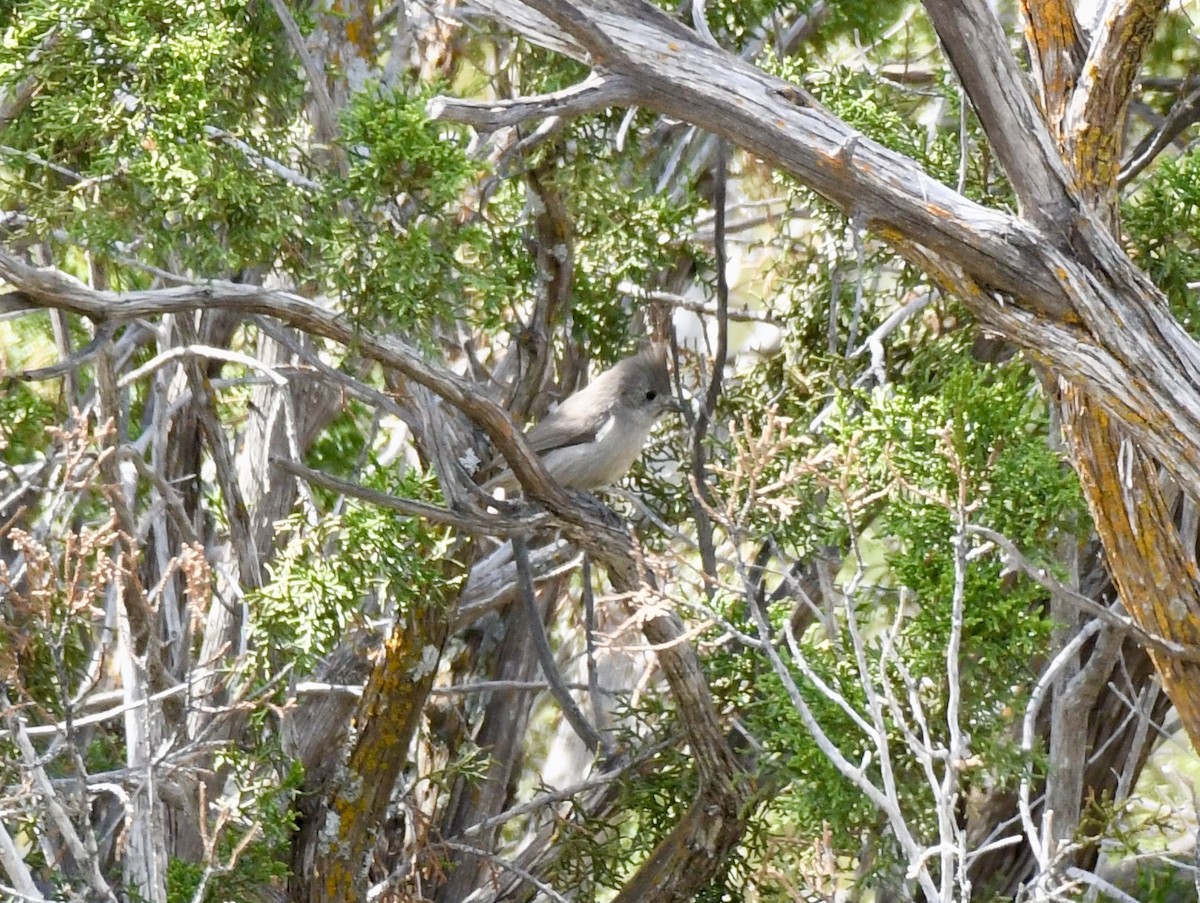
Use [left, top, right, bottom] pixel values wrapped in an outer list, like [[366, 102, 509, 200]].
[[428, 73, 635, 129], [0, 249, 577, 513], [18, 320, 119, 381], [117, 343, 287, 389], [0, 683, 190, 740], [438, 840, 572, 903], [265, 0, 339, 143], [203, 126, 321, 190], [0, 819, 42, 902], [968, 525, 1200, 661], [1019, 619, 1103, 875], [513, 536, 606, 754], [617, 283, 775, 323], [3, 692, 119, 902], [271, 456, 548, 536], [1119, 80, 1200, 185]]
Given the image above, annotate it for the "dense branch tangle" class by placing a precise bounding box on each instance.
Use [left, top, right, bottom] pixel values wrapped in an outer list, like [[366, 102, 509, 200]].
[[3, 0, 1198, 899], [0, 246, 748, 902]]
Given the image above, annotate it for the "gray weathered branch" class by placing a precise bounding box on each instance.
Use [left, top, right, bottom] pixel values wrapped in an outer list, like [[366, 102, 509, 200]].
[[427, 73, 634, 129]]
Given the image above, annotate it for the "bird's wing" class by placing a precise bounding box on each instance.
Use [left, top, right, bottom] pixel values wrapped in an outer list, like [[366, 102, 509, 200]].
[[524, 405, 613, 454], [478, 403, 611, 486]]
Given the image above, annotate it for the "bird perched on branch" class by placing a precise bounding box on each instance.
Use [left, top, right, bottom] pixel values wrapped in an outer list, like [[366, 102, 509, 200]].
[[484, 344, 679, 493]]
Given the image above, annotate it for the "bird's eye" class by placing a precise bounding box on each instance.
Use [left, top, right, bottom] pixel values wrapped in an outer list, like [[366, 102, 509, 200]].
[[645, 390, 658, 401]]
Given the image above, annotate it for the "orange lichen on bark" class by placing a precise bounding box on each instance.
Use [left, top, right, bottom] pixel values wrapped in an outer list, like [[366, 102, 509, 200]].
[[1067, 0, 1165, 191], [1062, 390, 1200, 751], [337, 0, 376, 60], [1020, 0, 1084, 122]]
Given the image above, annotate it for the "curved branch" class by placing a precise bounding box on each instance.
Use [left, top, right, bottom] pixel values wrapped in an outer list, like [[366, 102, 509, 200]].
[[0, 248, 575, 513], [1119, 79, 1200, 185]]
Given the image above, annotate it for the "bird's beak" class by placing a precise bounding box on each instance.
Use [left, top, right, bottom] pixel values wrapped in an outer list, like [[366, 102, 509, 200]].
[[665, 396, 686, 415]]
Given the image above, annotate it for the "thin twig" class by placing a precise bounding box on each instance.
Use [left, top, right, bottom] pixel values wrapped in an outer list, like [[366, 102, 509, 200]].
[[1019, 619, 1103, 874], [264, 0, 339, 141], [204, 126, 321, 190], [1119, 81, 1200, 186], [617, 282, 775, 323], [968, 524, 1200, 661], [271, 457, 546, 536], [429, 73, 634, 129], [3, 692, 119, 902], [438, 839, 571, 903], [513, 536, 605, 754]]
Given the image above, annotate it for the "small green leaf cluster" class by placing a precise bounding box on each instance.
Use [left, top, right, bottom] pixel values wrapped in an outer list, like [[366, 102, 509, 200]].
[[0, 365, 58, 465], [249, 467, 455, 681], [830, 357, 1073, 731], [1124, 149, 1200, 335], [166, 754, 302, 903], [570, 161, 700, 356], [315, 84, 511, 335], [2, 4, 513, 341]]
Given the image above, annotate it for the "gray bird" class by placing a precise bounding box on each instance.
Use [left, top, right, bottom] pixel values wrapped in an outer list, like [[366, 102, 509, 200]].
[[485, 345, 678, 492]]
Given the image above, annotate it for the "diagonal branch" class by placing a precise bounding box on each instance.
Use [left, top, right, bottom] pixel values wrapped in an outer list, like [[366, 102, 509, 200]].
[[265, 0, 339, 143], [427, 73, 635, 130], [271, 457, 550, 535], [513, 536, 606, 754], [922, 0, 1077, 227], [1119, 79, 1200, 185], [0, 249, 573, 513]]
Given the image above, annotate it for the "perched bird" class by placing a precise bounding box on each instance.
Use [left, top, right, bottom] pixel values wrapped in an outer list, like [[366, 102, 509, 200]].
[[485, 345, 678, 492]]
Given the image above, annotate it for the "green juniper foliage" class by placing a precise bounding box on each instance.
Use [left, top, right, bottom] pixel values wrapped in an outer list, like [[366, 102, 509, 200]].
[[1124, 148, 1200, 335], [1, 0, 300, 274], [251, 468, 455, 681]]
